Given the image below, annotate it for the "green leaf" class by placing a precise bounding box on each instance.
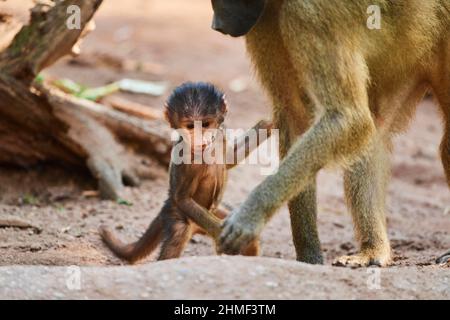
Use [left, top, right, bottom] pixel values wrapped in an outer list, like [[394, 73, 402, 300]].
[[117, 198, 133, 206], [76, 83, 120, 101], [35, 74, 45, 84], [53, 78, 83, 94]]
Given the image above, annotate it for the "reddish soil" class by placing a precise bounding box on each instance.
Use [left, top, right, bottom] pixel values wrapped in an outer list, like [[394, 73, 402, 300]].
[[0, 0, 448, 299]]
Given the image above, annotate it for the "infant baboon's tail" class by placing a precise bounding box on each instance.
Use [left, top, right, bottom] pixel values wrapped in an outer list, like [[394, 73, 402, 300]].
[[99, 214, 163, 264]]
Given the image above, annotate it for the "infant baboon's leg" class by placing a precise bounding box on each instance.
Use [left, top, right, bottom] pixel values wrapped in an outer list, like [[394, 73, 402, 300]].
[[334, 138, 392, 267], [158, 218, 192, 261], [241, 239, 260, 256]]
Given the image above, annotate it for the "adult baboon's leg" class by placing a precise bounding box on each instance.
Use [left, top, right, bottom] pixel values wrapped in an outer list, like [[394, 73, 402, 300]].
[[334, 138, 392, 267], [288, 182, 322, 264], [280, 110, 322, 264], [434, 54, 450, 266]]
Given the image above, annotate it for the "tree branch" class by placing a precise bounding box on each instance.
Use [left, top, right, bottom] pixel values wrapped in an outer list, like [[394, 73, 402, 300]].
[[0, 0, 103, 83]]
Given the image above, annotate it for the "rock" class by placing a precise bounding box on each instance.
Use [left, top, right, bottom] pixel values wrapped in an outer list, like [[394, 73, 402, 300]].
[[0, 256, 448, 299]]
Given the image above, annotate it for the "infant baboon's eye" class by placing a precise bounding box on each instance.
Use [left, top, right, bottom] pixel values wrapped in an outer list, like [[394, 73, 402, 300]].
[[202, 121, 210, 128]]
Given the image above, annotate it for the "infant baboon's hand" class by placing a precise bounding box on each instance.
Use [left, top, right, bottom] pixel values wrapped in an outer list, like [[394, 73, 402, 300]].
[[218, 207, 262, 255]]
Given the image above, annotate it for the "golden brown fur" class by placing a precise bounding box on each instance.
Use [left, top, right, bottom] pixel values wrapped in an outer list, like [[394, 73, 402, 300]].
[[214, 0, 450, 266], [100, 82, 269, 263]]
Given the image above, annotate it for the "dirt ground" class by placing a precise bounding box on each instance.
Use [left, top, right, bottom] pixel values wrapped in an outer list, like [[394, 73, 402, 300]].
[[0, 0, 448, 299]]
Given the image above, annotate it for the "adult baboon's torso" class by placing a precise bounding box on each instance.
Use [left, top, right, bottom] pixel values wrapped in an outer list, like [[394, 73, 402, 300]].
[[246, 0, 450, 137]]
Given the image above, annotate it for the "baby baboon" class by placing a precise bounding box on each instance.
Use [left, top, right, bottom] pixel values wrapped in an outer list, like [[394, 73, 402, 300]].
[[100, 82, 272, 263], [211, 0, 450, 267]]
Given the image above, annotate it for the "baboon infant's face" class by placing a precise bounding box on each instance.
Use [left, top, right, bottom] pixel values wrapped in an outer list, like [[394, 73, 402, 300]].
[[179, 116, 222, 153]]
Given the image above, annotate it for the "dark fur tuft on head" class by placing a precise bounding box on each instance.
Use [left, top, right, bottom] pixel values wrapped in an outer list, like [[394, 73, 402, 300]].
[[165, 82, 226, 125]]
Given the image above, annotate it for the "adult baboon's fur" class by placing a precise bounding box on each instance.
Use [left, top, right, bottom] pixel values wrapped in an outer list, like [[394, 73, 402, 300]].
[[212, 0, 450, 266]]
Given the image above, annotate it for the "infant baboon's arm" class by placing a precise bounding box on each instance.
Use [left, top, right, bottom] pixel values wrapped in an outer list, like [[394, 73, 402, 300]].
[[226, 119, 273, 170]]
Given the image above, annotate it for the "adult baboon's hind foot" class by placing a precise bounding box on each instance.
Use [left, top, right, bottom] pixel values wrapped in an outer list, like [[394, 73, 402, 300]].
[[436, 251, 450, 265], [333, 250, 391, 268]]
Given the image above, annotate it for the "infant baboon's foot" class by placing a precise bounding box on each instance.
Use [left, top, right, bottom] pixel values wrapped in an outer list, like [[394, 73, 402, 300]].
[[333, 250, 391, 268], [241, 240, 260, 256]]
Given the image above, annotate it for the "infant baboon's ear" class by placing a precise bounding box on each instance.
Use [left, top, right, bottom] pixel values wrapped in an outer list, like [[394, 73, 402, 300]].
[[163, 103, 170, 121], [164, 103, 177, 128], [211, 0, 267, 37]]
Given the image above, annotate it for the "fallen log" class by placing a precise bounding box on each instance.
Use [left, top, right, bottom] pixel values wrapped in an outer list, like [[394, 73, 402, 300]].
[[0, 0, 172, 199]]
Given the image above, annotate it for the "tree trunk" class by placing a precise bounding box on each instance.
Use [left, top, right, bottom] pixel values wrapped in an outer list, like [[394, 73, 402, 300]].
[[0, 0, 171, 199]]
